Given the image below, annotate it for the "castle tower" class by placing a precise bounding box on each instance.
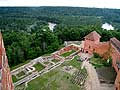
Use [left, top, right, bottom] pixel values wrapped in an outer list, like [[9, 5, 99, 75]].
[[84, 31, 101, 54], [0, 33, 14, 90]]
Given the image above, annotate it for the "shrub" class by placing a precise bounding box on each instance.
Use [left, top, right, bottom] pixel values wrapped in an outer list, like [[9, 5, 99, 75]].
[[93, 53, 102, 58]]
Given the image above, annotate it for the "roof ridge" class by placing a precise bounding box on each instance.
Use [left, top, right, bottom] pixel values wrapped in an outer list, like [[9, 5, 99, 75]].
[[84, 31, 101, 41]]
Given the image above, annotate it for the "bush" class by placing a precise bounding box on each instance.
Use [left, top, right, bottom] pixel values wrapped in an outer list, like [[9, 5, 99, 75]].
[[93, 53, 102, 58], [102, 57, 112, 66]]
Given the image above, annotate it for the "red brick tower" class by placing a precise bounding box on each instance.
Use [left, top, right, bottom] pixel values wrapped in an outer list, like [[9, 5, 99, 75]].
[[84, 31, 101, 54], [0, 33, 14, 90]]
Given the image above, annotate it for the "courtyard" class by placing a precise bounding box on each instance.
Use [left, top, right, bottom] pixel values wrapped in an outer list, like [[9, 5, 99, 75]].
[[12, 42, 115, 90], [25, 56, 87, 90], [12, 62, 46, 83]]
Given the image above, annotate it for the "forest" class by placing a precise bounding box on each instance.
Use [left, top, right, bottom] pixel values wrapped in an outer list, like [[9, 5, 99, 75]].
[[0, 7, 120, 68]]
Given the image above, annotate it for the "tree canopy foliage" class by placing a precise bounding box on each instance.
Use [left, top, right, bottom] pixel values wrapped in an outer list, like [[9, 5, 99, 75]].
[[0, 7, 120, 67]]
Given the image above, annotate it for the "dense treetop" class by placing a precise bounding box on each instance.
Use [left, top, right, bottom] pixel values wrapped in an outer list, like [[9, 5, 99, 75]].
[[0, 7, 120, 27], [0, 7, 120, 67]]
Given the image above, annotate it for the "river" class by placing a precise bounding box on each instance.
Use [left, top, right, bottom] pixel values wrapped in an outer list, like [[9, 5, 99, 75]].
[[27, 22, 56, 32]]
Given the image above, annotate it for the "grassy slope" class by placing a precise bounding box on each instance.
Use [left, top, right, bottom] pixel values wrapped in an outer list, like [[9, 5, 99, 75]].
[[90, 57, 111, 68], [26, 67, 80, 90], [26, 56, 82, 90], [62, 56, 82, 69]]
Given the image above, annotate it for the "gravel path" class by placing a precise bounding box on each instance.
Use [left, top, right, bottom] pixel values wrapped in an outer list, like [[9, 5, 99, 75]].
[[84, 61, 101, 90], [100, 83, 114, 90], [83, 61, 114, 90]]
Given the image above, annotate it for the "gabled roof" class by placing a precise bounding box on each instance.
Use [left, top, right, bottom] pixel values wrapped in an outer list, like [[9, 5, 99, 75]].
[[84, 31, 101, 41], [110, 37, 120, 53]]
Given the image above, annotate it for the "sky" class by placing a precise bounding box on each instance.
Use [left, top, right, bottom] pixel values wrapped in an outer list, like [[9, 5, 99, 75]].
[[0, 0, 120, 9]]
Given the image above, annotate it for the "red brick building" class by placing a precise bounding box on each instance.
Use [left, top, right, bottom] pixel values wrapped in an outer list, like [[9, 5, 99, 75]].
[[84, 31, 120, 90], [0, 33, 14, 90], [84, 31, 101, 54]]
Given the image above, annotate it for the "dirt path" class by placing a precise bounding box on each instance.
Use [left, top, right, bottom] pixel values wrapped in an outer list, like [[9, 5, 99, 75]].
[[100, 83, 114, 90], [83, 61, 114, 90], [84, 61, 101, 90]]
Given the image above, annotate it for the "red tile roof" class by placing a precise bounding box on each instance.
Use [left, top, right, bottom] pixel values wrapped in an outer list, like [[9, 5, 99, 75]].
[[110, 37, 120, 53], [84, 31, 101, 41]]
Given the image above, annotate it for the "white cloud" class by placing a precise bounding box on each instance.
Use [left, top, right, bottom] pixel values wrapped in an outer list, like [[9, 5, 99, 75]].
[[0, 0, 120, 9]]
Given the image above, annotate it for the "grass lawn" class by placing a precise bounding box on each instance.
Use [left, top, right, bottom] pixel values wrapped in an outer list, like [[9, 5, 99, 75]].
[[90, 57, 111, 68], [12, 75, 18, 83], [51, 59, 59, 63], [33, 63, 45, 71], [16, 71, 25, 77], [62, 56, 82, 69], [90, 57, 104, 68], [25, 55, 88, 90], [61, 50, 76, 57], [26, 67, 80, 90], [44, 61, 50, 64], [12, 72, 26, 83]]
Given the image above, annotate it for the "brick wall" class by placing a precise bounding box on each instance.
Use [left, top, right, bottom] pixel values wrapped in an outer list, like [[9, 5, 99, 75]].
[[54, 44, 79, 55], [0, 33, 14, 90], [111, 45, 120, 73], [94, 42, 109, 55], [115, 70, 120, 90], [84, 38, 100, 54]]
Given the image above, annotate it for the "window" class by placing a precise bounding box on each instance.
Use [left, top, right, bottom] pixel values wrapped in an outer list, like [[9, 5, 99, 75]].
[[89, 46, 91, 49]]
